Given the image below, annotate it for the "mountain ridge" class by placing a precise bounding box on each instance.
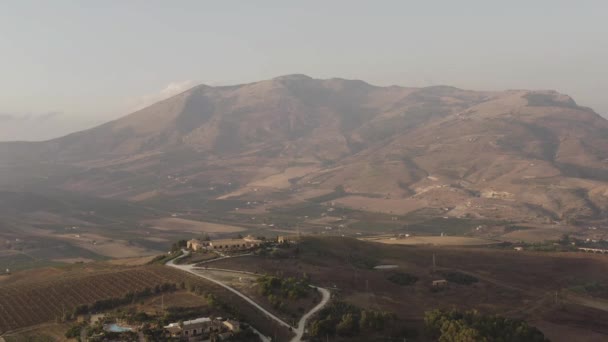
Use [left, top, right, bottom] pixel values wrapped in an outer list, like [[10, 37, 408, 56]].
[[1, 75, 607, 225]]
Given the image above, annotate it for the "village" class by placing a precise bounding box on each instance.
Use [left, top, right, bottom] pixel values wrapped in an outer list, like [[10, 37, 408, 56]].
[[70, 312, 257, 342]]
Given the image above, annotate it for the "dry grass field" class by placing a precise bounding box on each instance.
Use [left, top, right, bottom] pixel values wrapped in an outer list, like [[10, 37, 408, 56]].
[[0, 265, 190, 333], [2, 322, 72, 342], [332, 195, 427, 215], [366, 236, 499, 246], [248, 166, 319, 189], [107, 255, 158, 266], [53, 233, 157, 258], [208, 236, 608, 341], [0, 262, 294, 341], [147, 217, 245, 234]]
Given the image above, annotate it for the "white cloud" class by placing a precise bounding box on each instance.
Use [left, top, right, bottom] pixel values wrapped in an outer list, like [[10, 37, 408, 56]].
[[128, 80, 196, 112]]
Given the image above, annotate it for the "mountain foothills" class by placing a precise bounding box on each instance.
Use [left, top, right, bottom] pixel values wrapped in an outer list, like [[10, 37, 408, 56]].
[[1, 75, 608, 225]]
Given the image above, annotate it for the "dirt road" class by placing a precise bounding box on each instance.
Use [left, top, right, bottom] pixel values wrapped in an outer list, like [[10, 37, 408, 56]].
[[167, 251, 331, 342]]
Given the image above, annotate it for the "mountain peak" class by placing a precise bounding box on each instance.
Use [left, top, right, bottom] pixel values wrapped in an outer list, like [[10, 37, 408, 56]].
[[272, 74, 314, 82]]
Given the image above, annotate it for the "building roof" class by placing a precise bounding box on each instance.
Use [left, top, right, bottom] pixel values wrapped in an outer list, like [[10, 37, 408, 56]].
[[164, 317, 211, 329], [210, 239, 249, 246]]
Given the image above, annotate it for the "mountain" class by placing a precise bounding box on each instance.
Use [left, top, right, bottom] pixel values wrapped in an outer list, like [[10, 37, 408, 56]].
[[1, 75, 608, 224]]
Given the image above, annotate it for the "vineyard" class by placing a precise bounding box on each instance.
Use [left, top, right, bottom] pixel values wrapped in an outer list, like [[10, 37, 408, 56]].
[[0, 265, 196, 333]]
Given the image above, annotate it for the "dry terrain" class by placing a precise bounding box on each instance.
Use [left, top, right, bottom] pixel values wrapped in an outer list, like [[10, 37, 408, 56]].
[[0, 260, 293, 341], [366, 235, 499, 246], [147, 217, 245, 234], [1, 76, 607, 228], [209, 236, 608, 341]]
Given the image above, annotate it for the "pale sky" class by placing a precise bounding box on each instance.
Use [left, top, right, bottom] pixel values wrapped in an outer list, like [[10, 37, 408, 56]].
[[1, 1, 607, 141]]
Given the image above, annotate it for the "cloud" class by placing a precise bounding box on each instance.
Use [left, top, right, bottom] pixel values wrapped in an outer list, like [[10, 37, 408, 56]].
[[128, 80, 196, 112], [0, 111, 62, 122]]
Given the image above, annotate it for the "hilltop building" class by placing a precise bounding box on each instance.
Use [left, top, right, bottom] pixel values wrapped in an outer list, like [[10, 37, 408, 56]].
[[187, 235, 262, 252], [432, 279, 448, 287], [164, 317, 225, 340], [187, 239, 209, 251], [277, 235, 301, 244]]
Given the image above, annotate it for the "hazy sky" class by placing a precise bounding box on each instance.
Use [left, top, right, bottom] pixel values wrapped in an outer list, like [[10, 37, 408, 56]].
[[1, 1, 607, 141]]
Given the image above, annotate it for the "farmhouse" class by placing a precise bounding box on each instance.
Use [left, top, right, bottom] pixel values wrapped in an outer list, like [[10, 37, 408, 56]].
[[164, 317, 225, 340], [187, 239, 209, 251], [222, 320, 241, 332], [209, 236, 262, 251], [432, 279, 448, 287], [188, 236, 262, 251], [277, 235, 301, 244]]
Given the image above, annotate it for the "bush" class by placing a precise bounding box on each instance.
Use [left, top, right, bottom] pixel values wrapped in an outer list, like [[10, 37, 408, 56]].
[[387, 272, 418, 286], [425, 309, 547, 342], [308, 301, 397, 340], [65, 322, 86, 338], [257, 275, 310, 300], [441, 271, 478, 285]]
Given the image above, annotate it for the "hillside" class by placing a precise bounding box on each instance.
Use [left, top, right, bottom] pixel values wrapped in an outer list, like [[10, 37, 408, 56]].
[[1, 75, 607, 225]]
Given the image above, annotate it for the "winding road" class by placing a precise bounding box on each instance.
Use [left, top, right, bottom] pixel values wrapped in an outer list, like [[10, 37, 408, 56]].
[[167, 251, 330, 342]]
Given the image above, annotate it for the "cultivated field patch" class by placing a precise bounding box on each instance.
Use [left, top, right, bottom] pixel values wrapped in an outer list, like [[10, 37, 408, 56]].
[[147, 218, 245, 234], [332, 196, 427, 215], [367, 236, 499, 246]]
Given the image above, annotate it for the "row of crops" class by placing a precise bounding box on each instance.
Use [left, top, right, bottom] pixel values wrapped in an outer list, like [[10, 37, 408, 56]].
[[0, 265, 197, 333]]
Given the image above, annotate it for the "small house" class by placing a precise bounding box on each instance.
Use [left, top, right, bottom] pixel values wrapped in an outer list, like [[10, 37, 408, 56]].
[[432, 279, 448, 287]]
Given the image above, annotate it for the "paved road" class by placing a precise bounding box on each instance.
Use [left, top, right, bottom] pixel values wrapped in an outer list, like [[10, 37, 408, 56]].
[[167, 251, 292, 329], [292, 286, 330, 341], [167, 250, 330, 342]]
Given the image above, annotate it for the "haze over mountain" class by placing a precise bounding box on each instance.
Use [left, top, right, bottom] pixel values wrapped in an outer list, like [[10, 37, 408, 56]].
[[1, 75, 608, 225]]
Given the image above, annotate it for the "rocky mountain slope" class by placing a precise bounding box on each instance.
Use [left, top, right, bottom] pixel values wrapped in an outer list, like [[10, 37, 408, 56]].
[[1, 75, 607, 224]]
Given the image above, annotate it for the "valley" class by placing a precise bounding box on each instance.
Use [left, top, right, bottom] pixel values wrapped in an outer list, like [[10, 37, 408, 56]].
[[1, 76, 608, 341]]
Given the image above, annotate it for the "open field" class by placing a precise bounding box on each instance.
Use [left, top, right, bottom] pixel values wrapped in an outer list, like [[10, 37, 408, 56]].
[[147, 217, 246, 234], [332, 195, 427, 215], [2, 322, 71, 342], [248, 166, 319, 189], [0, 264, 192, 333], [365, 236, 499, 246], [208, 236, 608, 341], [501, 225, 579, 242], [0, 261, 293, 341], [107, 255, 158, 266], [53, 232, 157, 258]]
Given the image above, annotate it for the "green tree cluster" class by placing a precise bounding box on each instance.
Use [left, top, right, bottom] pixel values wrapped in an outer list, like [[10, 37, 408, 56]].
[[387, 272, 418, 286], [257, 275, 310, 301], [73, 283, 177, 316], [441, 271, 478, 285], [308, 301, 396, 339], [424, 309, 548, 342]]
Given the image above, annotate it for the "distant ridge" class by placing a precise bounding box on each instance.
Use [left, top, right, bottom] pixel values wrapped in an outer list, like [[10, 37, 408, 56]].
[[1, 75, 607, 224]]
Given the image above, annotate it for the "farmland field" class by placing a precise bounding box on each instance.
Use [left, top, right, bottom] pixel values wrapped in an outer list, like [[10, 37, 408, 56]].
[[366, 236, 499, 246], [0, 262, 294, 341], [0, 265, 192, 333], [332, 195, 427, 215], [147, 217, 246, 234]]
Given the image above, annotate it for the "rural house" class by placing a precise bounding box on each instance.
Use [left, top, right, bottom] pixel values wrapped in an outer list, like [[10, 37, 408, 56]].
[[432, 279, 448, 287], [164, 317, 225, 341]]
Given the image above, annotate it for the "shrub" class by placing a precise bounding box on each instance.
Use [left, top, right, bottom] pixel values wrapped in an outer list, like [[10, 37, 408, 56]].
[[425, 309, 547, 342], [387, 272, 418, 286], [441, 271, 478, 285]]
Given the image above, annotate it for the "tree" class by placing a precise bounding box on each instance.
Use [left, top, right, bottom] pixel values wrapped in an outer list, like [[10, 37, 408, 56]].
[[336, 313, 357, 336]]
